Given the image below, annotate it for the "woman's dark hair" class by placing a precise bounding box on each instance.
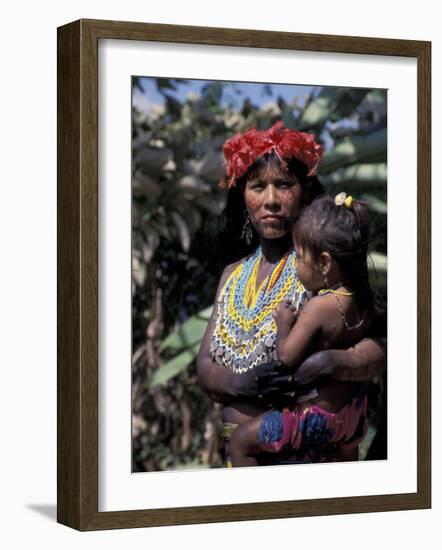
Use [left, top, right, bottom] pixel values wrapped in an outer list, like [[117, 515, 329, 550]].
[[293, 194, 374, 314], [215, 150, 325, 265]]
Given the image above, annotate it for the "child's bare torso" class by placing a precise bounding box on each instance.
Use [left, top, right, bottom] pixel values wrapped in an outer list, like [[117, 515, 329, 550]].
[[300, 292, 370, 413]]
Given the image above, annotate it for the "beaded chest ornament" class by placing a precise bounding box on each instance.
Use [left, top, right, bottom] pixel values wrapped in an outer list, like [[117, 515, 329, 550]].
[[210, 247, 307, 373]]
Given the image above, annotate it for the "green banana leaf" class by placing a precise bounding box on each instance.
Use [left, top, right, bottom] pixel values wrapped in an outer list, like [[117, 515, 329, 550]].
[[297, 88, 345, 129], [333, 89, 369, 120], [149, 306, 213, 387], [369, 252, 387, 272], [148, 342, 202, 388], [281, 106, 298, 130], [320, 128, 387, 174], [159, 305, 213, 351], [298, 88, 367, 130], [360, 194, 387, 214], [321, 163, 387, 188], [368, 251, 387, 294]]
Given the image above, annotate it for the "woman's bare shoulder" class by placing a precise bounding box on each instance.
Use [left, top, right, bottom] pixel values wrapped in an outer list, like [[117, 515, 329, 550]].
[[210, 257, 249, 319], [220, 252, 253, 282], [214, 254, 253, 299], [221, 259, 242, 279]]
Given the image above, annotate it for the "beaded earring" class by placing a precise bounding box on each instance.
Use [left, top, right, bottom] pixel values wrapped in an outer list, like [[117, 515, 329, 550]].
[[241, 210, 253, 245]]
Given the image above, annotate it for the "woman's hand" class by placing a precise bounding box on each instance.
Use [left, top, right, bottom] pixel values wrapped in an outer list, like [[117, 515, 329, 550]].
[[197, 356, 286, 405], [252, 362, 299, 407], [251, 337, 387, 406], [293, 337, 387, 385], [234, 361, 285, 401]]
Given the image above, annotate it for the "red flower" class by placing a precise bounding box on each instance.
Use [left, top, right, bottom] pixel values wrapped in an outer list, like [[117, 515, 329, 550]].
[[219, 121, 323, 189]]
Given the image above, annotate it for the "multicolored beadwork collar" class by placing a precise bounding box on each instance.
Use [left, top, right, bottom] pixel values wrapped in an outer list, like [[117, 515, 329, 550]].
[[210, 247, 306, 373]]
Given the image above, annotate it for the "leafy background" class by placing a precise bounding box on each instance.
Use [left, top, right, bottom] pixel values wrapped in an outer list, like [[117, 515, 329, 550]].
[[131, 77, 387, 471]]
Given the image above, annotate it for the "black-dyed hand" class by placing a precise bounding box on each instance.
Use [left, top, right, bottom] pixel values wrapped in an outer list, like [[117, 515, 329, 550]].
[[252, 361, 299, 408], [293, 350, 335, 385], [231, 361, 281, 399]]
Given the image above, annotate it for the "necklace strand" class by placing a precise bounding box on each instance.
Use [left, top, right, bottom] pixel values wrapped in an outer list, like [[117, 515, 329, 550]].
[[318, 288, 354, 297], [318, 284, 365, 330], [333, 293, 366, 331]]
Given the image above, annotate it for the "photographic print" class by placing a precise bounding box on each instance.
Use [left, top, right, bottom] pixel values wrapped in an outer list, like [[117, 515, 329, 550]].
[[57, 19, 430, 530], [131, 77, 388, 473]]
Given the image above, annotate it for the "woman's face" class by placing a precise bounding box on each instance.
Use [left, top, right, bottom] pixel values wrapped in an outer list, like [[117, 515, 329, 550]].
[[243, 166, 304, 240]]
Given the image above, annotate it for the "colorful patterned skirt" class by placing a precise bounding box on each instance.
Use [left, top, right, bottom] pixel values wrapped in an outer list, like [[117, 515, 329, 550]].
[[222, 387, 368, 465]]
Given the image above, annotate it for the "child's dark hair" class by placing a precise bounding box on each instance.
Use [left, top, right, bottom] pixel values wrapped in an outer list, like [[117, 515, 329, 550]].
[[293, 194, 374, 314]]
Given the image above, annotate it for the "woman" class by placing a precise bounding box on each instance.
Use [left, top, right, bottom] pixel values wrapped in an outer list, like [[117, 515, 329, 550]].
[[196, 122, 386, 465]]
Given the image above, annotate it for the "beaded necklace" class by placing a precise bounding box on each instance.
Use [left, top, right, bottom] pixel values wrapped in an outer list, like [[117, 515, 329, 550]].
[[318, 286, 366, 331], [210, 247, 306, 373]]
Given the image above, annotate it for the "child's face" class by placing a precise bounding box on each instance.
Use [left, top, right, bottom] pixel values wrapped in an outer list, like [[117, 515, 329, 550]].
[[294, 245, 324, 292]]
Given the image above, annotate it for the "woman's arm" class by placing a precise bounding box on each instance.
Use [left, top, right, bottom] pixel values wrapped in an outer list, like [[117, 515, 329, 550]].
[[294, 307, 387, 384], [196, 314, 242, 404], [254, 310, 387, 404], [253, 337, 386, 406], [294, 337, 386, 385], [196, 262, 263, 404]]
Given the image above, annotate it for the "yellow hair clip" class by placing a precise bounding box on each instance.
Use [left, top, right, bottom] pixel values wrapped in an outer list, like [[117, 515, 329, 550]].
[[344, 195, 353, 208], [334, 192, 353, 208]]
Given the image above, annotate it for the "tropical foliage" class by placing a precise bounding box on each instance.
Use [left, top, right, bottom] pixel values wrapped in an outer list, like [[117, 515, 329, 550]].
[[132, 78, 387, 471]]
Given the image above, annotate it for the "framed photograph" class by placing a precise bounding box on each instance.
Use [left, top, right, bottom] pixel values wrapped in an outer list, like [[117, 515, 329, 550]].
[[57, 19, 431, 530]]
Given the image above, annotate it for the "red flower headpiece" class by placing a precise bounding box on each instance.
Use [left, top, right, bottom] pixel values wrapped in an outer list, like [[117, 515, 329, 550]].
[[219, 121, 324, 189]]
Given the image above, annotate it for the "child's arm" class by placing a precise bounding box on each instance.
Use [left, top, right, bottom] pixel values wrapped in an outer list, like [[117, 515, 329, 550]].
[[275, 297, 324, 369]]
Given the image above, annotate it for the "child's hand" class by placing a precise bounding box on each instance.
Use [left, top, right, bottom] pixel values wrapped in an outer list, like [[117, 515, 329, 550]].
[[274, 300, 298, 333]]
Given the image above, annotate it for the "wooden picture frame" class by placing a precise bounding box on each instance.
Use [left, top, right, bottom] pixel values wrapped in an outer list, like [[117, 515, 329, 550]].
[[57, 18, 431, 531]]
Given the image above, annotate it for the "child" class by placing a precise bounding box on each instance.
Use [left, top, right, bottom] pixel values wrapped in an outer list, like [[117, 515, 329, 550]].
[[229, 192, 374, 467]]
